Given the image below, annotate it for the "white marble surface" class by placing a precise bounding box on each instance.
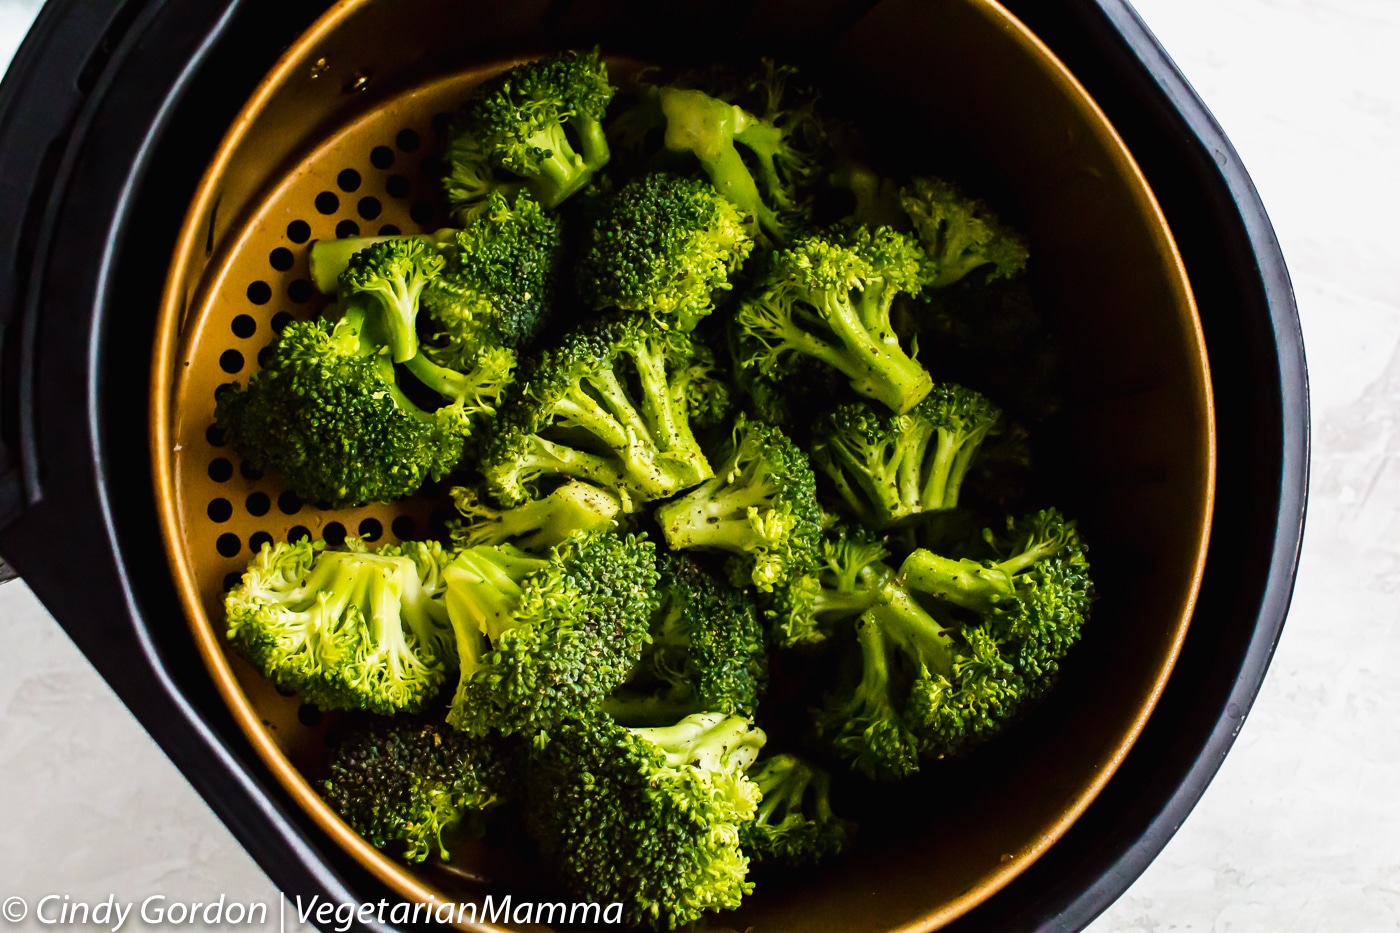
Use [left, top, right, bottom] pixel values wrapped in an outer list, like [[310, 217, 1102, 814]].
[[1, 1, 1397, 930]]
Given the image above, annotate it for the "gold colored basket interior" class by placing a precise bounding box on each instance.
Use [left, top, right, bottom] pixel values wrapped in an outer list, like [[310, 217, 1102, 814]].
[[153, 1, 1215, 930]]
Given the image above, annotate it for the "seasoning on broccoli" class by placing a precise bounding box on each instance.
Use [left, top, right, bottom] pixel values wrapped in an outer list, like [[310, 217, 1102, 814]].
[[768, 524, 894, 647], [448, 481, 623, 552]]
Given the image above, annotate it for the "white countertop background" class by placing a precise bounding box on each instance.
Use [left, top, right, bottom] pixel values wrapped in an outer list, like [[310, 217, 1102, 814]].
[[2, 0, 1396, 930]]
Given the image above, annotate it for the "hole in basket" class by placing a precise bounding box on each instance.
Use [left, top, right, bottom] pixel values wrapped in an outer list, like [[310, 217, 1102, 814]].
[[324, 522, 347, 547], [288, 525, 311, 543], [430, 508, 453, 539], [271, 311, 294, 333], [396, 129, 421, 152], [246, 281, 272, 305], [219, 349, 245, 374], [208, 458, 234, 483], [214, 382, 237, 403], [287, 280, 314, 304], [410, 202, 435, 226], [379, 224, 401, 236], [249, 531, 274, 553], [278, 491, 303, 515], [223, 572, 242, 592], [432, 112, 452, 136], [298, 704, 323, 727], [391, 515, 416, 540], [337, 168, 362, 193], [357, 196, 382, 220], [358, 517, 383, 542], [286, 219, 311, 244], [269, 248, 294, 272], [370, 146, 394, 169], [206, 424, 227, 447], [385, 174, 411, 199], [275, 684, 297, 698], [246, 492, 271, 517], [315, 191, 340, 215], [258, 346, 275, 368], [207, 498, 233, 523], [336, 219, 361, 239], [240, 461, 264, 481], [231, 314, 257, 338], [216, 533, 241, 558]]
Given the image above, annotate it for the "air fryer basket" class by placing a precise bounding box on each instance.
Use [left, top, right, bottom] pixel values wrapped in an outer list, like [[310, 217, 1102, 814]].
[[0, 1, 1304, 931]]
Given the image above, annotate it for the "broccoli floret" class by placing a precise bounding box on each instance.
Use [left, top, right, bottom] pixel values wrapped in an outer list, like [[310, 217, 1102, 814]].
[[526, 711, 766, 929], [811, 385, 1002, 527], [447, 481, 623, 551], [444, 49, 613, 217], [339, 237, 445, 363], [224, 538, 447, 714], [768, 525, 893, 647], [577, 172, 753, 330], [655, 415, 823, 593], [742, 754, 851, 867], [734, 227, 933, 414], [214, 305, 468, 506], [901, 176, 1029, 289], [830, 159, 907, 232], [442, 531, 659, 740], [604, 555, 768, 726], [480, 317, 715, 508], [320, 716, 518, 862], [421, 190, 563, 369]]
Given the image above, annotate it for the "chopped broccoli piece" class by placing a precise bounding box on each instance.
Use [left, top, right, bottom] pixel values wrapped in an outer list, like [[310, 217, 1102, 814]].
[[526, 711, 766, 929], [444, 49, 613, 217], [214, 304, 468, 507], [734, 227, 933, 414], [480, 317, 716, 507], [742, 754, 851, 867], [320, 716, 518, 862], [577, 172, 753, 330], [339, 237, 445, 363], [447, 481, 623, 552], [901, 176, 1029, 289], [605, 554, 768, 726], [768, 524, 893, 647], [442, 531, 659, 740], [224, 538, 447, 714], [655, 415, 823, 593], [811, 385, 1002, 527]]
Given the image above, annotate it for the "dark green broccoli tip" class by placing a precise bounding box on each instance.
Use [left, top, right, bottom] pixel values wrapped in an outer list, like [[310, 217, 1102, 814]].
[[655, 415, 823, 593], [811, 385, 1002, 527], [214, 312, 465, 508], [224, 539, 448, 715], [443, 531, 660, 739], [901, 176, 1030, 289], [448, 481, 623, 552], [449, 49, 614, 212], [768, 525, 893, 647], [604, 554, 768, 726], [479, 316, 716, 508], [734, 227, 933, 414], [577, 172, 754, 328], [320, 716, 520, 863], [526, 711, 766, 929], [421, 190, 563, 368], [339, 237, 445, 363], [742, 754, 852, 867]]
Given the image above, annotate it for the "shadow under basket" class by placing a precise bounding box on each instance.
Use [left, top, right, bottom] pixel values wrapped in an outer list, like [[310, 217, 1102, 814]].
[[150, 0, 1214, 929]]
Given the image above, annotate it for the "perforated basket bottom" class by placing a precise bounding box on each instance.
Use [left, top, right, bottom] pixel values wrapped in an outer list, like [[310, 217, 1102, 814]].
[[169, 72, 489, 758]]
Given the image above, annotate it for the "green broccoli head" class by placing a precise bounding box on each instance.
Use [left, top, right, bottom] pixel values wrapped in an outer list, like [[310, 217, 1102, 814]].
[[604, 554, 768, 726], [768, 524, 893, 647], [320, 716, 519, 862], [655, 415, 823, 593], [214, 308, 466, 507], [734, 226, 933, 414], [443, 530, 660, 740], [811, 385, 1002, 527], [422, 190, 563, 369], [742, 754, 852, 867], [901, 176, 1029, 289], [339, 237, 445, 363], [448, 481, 623, 552], [479, 316, 716, 508], [224, 539, 447, 714], [445, 48, 613, 216], [526, 711, 766, 929], [577, 172, 753, 330]]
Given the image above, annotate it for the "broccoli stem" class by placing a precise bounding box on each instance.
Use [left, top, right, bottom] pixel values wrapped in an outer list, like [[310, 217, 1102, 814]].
[[657, 476, 777, 551], [444, 548, 548, 641], [896, 421, 937, 509], [601, 691, 699, 727], [571, 115, 610, 170], [900, 549, 1016, 615], [524, 122, 591, 207], [631, 712, 765, 773], [515, 436, 634, 501], [404, 353, 474, 403], [631, 340, 709, 481], [866, 587, 956, 678], [813, 290, 932, 414]]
